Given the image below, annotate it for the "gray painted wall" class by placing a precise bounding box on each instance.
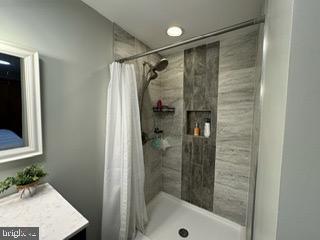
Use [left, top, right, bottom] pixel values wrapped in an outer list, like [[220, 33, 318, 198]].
[[277, 0, 320, 239], [0, 1, 113, 239]]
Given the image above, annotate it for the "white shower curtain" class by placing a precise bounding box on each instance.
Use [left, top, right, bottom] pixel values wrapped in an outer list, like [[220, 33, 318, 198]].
[[101, 62, 148, 240]]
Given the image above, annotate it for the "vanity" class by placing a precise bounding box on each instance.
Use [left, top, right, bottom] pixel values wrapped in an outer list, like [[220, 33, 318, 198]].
[[0, 183, 89, 240]]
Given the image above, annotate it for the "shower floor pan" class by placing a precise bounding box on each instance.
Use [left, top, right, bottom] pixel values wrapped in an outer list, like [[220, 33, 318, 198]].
[[136, 192, 245, 240]]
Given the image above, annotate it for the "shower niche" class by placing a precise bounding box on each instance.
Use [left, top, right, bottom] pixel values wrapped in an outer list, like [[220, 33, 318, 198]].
[[186, 110, 212, 136]]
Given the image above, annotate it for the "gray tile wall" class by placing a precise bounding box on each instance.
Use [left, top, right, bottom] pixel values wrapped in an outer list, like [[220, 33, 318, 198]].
[[159, 28, 261, 227], [213, 29, 260, 225], [113, 24, 162, 203], [158, 52, 184, 199]]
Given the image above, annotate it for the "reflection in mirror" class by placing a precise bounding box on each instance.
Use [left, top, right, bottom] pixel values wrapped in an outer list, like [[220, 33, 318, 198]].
[[0, 53, 25, 151]]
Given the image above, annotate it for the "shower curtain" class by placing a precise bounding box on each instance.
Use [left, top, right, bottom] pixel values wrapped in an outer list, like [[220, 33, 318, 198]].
[[101, 62, 148, 240]]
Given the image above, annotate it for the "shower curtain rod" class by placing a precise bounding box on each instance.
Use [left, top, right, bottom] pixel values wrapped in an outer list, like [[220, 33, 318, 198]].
[[116, 16, 265, 63]]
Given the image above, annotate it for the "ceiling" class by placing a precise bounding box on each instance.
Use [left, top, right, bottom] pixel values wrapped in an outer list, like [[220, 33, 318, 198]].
[[82, 0, 264, 49]]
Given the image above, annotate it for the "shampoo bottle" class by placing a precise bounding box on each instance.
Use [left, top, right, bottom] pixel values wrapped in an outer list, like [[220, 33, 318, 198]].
[[194, 122, 200, 136], [204, 118, 211, 138]]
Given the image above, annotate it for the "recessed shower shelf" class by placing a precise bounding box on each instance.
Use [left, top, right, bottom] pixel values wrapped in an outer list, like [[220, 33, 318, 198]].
[[186, 135, 208, 139], [153, 107, 175, 113], [186, 110, 212, 135]]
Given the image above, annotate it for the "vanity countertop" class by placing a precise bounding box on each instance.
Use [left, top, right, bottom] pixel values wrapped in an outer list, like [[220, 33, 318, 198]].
[[0, 183, 89, 240]]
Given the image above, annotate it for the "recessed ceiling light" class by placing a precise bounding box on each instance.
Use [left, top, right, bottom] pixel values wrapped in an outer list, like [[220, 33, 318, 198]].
[[0, 60, 10, 65], [167, 26, 183, 37]]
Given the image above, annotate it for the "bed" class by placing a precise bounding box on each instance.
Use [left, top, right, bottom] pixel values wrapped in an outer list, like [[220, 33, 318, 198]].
[[0, 129, 24, 150]]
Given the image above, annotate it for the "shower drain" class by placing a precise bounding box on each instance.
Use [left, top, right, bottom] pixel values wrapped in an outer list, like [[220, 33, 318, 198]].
[[178, 228, 189, 238]]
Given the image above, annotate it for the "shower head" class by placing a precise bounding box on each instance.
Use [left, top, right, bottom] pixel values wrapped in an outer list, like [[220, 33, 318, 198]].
[[144, 58, 168, 81], [153, 58, 168, 72]]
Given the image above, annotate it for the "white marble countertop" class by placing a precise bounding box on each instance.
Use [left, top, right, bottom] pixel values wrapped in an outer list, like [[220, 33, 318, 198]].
[[0, 183, 89, 240]]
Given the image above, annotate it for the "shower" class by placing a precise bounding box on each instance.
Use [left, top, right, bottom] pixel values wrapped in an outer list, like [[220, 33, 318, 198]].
[[139, 58, 168, 144]]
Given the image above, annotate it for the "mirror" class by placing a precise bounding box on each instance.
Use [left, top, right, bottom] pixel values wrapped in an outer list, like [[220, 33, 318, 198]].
[[0, 41, 42, 163], [0, 53, 24, 150]]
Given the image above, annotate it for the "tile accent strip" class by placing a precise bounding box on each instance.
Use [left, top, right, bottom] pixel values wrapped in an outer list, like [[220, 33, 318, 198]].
[[181, 42, 220, 211]]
